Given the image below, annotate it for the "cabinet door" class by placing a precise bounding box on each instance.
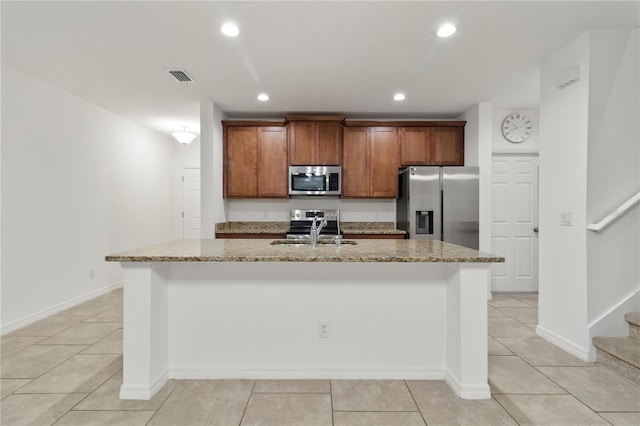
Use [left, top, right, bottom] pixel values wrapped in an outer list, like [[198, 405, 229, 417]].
[[225, 127, 258, 197], [288, 122, 315, 165], [316, 122, 342, 165], [258, 127, 288, 197], [399, 127, 431, 166], [370, 127, 399, 198], [342, 127, 370, 197], [432, 127, 464, 165]]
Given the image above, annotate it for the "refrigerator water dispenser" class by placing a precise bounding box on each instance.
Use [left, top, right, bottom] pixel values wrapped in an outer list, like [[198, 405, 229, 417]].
[[416, 210, 434, 234]]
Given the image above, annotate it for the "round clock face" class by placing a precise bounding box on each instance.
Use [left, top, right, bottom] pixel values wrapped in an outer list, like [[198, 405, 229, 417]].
[[502, 113, 533, 143]]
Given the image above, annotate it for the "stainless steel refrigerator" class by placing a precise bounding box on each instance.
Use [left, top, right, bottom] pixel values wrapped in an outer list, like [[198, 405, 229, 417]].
[[396, 166, 479, 249]]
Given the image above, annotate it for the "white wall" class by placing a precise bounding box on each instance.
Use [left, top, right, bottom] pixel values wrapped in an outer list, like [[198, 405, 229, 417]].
[[459, 103, 493, 253], [1, 64, 180, 332], [586, 30, 640, 335], [538, 32, 591, 358], [538, 30, 640, 360], [200, 102, 227, 238]]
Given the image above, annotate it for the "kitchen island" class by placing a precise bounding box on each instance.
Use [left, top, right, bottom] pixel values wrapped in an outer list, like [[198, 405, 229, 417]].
[[106, 239, 503, 401]]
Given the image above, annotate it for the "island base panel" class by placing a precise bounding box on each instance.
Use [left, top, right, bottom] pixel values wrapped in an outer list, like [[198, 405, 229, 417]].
[[119, 262, 490, 400], [120, 263, 169, 400]]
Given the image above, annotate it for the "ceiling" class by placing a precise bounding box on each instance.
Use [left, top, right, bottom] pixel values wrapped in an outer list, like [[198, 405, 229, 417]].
[[2, 1, 638, 138]]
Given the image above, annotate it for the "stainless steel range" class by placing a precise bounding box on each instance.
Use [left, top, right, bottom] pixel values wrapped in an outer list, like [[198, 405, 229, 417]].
[[286, 209, 342, 240]]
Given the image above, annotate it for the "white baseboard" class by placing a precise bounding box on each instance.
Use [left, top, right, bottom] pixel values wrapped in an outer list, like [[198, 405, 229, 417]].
[[1, 281, 123, 335], [444, 368, 491, 400], [120, 369, 169, 400], [169, 365, 444, 381], [536, 324, 592, 362]]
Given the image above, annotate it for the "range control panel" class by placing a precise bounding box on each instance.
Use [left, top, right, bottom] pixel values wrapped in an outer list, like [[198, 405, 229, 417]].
[[290, 209, 340, 221]]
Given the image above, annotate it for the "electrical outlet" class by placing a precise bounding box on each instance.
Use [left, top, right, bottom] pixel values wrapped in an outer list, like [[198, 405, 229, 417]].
[[560, 211, 573, 226], [318, 321, 330, 338], [89, 268, 96, 279]]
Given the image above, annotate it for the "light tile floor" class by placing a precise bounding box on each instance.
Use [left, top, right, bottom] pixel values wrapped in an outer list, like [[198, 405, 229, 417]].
[[1, 290, 639, 425]]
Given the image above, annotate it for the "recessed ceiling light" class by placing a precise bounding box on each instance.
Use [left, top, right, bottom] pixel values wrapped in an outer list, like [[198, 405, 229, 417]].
[[221, 22, 240, 37], [393, 93, 406, 101], [436, 23, 456, 38], [257, 93, 270, 101]]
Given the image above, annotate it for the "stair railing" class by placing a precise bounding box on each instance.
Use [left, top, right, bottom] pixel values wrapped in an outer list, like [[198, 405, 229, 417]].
[[587, 192, 640, 233]]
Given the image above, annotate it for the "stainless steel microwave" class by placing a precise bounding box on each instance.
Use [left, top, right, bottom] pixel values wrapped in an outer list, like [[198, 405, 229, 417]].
[[288, 166, 341, 196]]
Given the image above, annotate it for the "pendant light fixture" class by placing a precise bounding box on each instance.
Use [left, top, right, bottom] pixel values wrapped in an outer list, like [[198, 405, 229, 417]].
[[172, 126, 197, 144]]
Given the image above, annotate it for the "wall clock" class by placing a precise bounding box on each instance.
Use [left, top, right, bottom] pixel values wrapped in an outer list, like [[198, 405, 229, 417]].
[[502, 113, 533, 143]]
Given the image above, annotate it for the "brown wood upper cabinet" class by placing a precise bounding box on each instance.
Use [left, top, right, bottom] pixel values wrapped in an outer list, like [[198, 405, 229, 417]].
[[286, 115, 343, 165], [399, 127, 432, 165], [223, 121, 288, 198], [398, 122, 465, 166], [342, 126, 399, 198], [431, 126, 464, 165]]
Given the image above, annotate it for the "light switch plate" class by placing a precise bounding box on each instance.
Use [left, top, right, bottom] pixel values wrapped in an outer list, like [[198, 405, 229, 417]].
[[560, 211, 573, 226]]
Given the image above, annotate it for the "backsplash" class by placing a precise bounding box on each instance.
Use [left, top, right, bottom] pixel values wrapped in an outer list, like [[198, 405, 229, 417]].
[[226, 199, 396, 222]]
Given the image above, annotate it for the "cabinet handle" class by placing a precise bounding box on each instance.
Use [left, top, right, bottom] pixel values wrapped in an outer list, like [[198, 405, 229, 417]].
[[533, 227, 539, 233]]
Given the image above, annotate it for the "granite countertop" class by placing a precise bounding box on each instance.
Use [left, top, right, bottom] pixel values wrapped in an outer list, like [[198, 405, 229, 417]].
[[215, 222, 288, 234], [214, 221, 406, 235], [105, 239, 504, 263], [341, 222, 406, 235]]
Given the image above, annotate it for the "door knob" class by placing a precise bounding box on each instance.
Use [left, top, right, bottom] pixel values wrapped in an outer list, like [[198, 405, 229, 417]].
[[533, 227, 539, 233]]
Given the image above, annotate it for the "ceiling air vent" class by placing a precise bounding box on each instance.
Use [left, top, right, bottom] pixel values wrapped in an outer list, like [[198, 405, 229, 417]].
[[168, 70, 194, 82]]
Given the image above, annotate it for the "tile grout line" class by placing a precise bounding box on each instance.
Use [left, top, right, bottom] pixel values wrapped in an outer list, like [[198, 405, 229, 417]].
[[77, 327, 124, 355], [68, 367, 123, 413], [331, 410, 423, 413], [330, 380, 334, 426], [144, 382, 177, 426], [1, 345, 90, 384], [237, 380, 257, 426], [490, 394, 522, 426], [403, 380, 428, 426]]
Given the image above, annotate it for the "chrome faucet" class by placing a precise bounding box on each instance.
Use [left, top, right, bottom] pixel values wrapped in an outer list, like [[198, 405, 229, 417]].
[[310, 216, 328, 247]]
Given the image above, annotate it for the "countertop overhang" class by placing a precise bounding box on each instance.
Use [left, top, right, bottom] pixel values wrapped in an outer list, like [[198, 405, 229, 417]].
[[105, 238, 504, 263]]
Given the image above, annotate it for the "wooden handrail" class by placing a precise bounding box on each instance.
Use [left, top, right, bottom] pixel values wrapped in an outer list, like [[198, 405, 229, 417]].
[[587, 192, 640, 232]]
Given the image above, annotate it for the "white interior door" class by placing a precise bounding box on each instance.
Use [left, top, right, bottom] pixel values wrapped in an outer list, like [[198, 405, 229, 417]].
[[182, 168, 201, 239], [491, 155, 539, 292]]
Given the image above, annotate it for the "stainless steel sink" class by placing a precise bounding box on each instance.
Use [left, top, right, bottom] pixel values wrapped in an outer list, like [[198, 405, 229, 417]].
[[270, 239, 357, 246]]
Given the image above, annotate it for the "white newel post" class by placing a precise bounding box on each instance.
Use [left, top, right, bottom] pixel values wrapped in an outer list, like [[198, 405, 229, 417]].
[[119, 263, 169, 400], [445, 263, 491, 399]]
